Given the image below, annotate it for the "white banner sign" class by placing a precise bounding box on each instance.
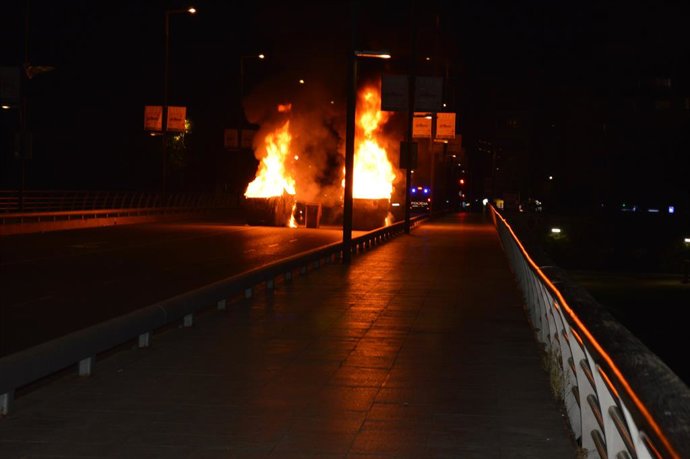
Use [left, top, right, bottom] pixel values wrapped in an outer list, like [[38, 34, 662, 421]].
[[381, 74, 408, 112], [240, 129, 256, 148], [167, 106, 186, 132], [144, 105, 162, 131], [412, 116, 432, 138], [224, 129, 239, 149], [436, 112, 456, 139], [414, 76, 443, 112]]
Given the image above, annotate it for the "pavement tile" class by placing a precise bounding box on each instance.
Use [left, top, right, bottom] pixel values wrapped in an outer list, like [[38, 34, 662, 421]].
[[0, 214, 578, 458]]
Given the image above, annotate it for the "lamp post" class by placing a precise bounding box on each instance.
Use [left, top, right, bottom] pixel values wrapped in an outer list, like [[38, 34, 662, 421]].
[[162, 6, 195, 196], [238, 53, 265, 148], [239, 53, 265, 115], [342, 47, 391, 263]]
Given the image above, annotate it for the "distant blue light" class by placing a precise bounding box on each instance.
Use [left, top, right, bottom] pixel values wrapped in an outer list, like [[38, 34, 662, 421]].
[[411, 188, 416, 193], [668, 205, 675, 214], [423, 188, 429, 194]]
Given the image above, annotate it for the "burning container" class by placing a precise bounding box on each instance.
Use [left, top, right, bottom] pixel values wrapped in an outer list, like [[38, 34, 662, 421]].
[[244, 194, 295, 227], [352, 198, 389, 230]]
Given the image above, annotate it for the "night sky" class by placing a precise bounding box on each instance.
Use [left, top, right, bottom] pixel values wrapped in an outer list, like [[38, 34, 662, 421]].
[[1, 0, 689, 212]]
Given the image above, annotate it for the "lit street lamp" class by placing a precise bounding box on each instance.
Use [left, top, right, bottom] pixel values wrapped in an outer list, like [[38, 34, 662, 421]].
[[162, 6, 196, 195], [342, 46, 391, 263], [239, 53, 265, 119], [237, 53, 265, 150]]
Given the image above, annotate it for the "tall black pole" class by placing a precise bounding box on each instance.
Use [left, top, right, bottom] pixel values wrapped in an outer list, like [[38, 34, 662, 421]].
[[343, 2, 358, 263], [19, 0, 30, 212], [239, 57, 245, 117], [403, 2, 417, 234], [162, 11, 170, 198]]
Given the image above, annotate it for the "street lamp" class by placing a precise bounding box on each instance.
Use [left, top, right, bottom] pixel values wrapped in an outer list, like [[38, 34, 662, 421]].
[[162, 6, 196, 196], [239, 53, 265, 119], [342, 48, 391, 263]]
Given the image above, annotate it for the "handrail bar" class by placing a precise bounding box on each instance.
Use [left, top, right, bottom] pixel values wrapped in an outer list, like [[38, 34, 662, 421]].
[[490, 205, 690, 458]]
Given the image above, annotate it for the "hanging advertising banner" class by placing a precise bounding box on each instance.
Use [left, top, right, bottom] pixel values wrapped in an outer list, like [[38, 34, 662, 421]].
[[144, 105, 162, 131], [381, 74, 408, 112], [0, 66, 21, 102], [414, 76, 443, 112], [240, 128, 256, 149], [412, 116, 432, 138], [224, 128, 239, 149], [436, 112, 456, 139], [167, 106, 186, 132]]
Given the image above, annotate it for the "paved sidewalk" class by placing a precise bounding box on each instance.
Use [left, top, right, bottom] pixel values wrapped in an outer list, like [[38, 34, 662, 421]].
[[0, 212, 578, 458]]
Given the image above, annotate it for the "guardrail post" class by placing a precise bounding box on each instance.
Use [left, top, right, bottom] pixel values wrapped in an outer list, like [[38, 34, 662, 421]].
[[267, 278, 275, 290], [78, 357, 94, 376], [1, 390, 14, 415], [217, 299, 226, 311], [183, 314, 193, 327], [138, 332, 150, 348], [285, 271, 292, 281], [245, 288, 253, 299]]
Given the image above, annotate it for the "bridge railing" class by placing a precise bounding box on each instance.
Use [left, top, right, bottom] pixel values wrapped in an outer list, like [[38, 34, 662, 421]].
[[0, 189, 242, 215], [490, 205, 690, 459], [0, 190, 243, 233], [0, 214, 427, 415]]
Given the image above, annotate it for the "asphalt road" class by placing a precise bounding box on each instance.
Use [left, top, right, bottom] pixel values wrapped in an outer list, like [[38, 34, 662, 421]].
[[0, 216, 356, 357]]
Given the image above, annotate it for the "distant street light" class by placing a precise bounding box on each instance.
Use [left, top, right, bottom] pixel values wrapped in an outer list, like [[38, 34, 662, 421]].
[[342, 46, 391, 263], [162, 6, 196, 195], [239, 53, 265, 120]]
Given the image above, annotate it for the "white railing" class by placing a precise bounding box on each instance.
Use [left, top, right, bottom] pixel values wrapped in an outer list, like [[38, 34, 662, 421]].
[[491, 205, 689, 459], [0, 190, 241, 214]]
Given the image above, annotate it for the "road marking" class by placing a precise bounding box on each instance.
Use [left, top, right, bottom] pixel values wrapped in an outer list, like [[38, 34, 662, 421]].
[[244, 249, 256, 253], [289, 239, 298, 243], [268, 243, 279, 248]]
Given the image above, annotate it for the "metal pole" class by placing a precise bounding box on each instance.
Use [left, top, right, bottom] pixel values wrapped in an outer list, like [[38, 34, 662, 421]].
[[162, 11, 170, 197], [403, 2, 417, 234], [238, 56, 245, 147], [343, 3, 358, 263], [19, 0, 31, 212], [429, 138, 435, 213], [239, 56, 245, 115]]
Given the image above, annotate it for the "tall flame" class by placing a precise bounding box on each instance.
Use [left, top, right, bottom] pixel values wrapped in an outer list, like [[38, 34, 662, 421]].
[[244, 119, 296, 198], [352, 85, 396, 199]]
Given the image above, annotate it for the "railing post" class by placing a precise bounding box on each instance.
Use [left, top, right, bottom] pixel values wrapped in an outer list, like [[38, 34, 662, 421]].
[[138, 332, 150, 348], [183, 313, 193, 327], [78, 356, 94, 376], [0, 390, 14, 415]]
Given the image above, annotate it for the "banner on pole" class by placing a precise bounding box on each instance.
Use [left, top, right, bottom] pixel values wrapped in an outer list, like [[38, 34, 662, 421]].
[[144, 105, 162, 131], [412, 116, 432, 138], [167, 106, 186, 132], [435, 112, 456, 139]]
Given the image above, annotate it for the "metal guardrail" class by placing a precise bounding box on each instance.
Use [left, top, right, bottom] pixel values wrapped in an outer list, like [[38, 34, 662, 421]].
[[0, 215, 427, 415], [490, 205, 690, 458], [0, 190, 241, 215]]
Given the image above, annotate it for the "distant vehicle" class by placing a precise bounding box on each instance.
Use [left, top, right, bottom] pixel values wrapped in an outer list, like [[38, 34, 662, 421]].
[[410, 185, 431, 212]]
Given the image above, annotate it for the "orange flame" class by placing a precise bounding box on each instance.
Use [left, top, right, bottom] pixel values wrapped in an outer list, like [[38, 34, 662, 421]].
[[244, 119, 296, 198], [352, 85, 396, 199]]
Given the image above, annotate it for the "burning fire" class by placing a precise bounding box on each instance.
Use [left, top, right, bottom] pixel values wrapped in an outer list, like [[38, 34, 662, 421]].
[[244, 109, 296, 199], [352, 85, 396, 199], [244, 104, 297, 227]]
